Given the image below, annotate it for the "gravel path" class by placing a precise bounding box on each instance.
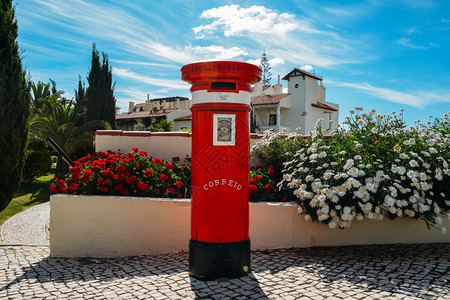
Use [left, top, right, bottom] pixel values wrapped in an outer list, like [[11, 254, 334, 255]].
[[0, 202, 49, 245]]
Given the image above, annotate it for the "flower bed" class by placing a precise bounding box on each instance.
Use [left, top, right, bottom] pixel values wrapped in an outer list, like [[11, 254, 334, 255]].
[[252, 109, 450, 234]]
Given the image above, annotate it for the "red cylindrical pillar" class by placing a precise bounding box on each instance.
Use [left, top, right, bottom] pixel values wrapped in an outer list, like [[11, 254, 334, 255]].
[[181, 61, 261, 280]]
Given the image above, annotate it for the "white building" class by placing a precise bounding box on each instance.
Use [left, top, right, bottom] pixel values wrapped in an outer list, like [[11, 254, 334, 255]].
[[116, 96, 192, 131], [251, 68, 339, 134]]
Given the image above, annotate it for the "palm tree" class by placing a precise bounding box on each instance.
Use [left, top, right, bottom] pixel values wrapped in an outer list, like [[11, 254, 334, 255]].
[[30, 81, 62, 113], [30, 99, 109, 157]]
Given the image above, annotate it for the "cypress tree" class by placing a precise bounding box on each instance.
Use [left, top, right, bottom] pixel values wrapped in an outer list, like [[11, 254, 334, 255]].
[[0, 0, 31, 212], [85, 43, 116, 129], [259, 49, 272, 85]]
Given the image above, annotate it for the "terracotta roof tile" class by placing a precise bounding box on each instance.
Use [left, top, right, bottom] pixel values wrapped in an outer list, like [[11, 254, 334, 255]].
[[251, 93, 290, 105], [174, 115, 192, 121], [311, 102, 338, 111], [282, 68, 322, 81], [116, 109, 177, 120]]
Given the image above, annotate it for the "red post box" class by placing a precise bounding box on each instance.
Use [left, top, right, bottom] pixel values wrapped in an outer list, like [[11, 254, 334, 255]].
[[181, 61, 261, 280]]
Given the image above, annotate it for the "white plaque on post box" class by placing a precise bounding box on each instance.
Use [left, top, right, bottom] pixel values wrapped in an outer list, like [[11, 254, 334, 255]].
[[213, 113, 235, 146]]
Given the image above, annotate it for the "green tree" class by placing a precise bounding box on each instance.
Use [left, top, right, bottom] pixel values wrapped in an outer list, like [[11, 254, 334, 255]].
[[259, 49, 272, 85], [155, 118, 173, 132], [0, 0, 31, 212], [85, 43, 116, 129], [30, 99, 109, 157], [30, 80, 62, 112]]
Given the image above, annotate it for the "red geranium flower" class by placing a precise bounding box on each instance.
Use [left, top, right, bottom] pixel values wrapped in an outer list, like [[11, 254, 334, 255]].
[[126, 176, 138, 185], [101, 169, 115, 178], [153, 158, 162, 164], [115, 184, 124, 191], [69, 183, 78, 191], [166, 188, 175, 194], [267, 168, 274, 175], [132, 147, 139, 152], [254, 175, 262, 182], [61, 187, 69, 194], [116, 165, 126, 173], [159, 174, 169, 181], [165, 162, 174, 170], [49, 184, 57, 192], [100, 187, 108, 193], [58, 180, 66, 188], [249, 185, 258, 195], [176, 194, 182, 199], [84, 169, 93, 178], [249, 178, 257, 184], [116, 174, 125, 181], [175, 181, 183, 189], [81, 176, 90, 183], [144, 169, 154, 177], [120, 189, 129, 196], [137, 182, 150, 192], [139, 151, 148, 156], [264, 184, 274, 192]]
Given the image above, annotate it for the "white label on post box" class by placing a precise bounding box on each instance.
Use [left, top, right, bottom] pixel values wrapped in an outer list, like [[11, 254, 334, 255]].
[[192, 90, 250, 105], [213, 114, 235, 146]]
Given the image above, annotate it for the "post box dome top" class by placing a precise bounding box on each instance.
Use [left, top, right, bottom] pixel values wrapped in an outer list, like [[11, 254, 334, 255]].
[[181, 61, 262, 93]]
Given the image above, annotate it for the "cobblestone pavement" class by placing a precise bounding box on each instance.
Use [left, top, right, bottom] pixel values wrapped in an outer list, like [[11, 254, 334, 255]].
[[0, 244, 449, 299]]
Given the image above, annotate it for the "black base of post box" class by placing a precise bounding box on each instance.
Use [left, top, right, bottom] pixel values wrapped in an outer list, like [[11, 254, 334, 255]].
[[189, 238, 250, 281]]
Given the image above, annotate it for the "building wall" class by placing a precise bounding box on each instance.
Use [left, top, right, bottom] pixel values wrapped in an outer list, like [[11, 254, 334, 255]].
[[284, 76, 307, 133]]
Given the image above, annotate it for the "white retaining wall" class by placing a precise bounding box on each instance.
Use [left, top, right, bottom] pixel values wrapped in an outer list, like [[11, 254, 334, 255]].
[[50, 195, 449, 258]]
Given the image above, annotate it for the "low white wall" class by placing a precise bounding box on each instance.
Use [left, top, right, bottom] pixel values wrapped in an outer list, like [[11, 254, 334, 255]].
[[95, 130, 264, 161], [50, 195, 449, 258]]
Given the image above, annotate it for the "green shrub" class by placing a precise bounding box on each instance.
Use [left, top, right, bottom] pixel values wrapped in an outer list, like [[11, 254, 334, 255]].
[[21, 150, 52, 183]]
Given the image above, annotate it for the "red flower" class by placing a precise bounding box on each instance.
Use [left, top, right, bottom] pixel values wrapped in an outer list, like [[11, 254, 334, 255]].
[[176, 194, 182, 199], [139, 151, 148, 156], [165, 162, 174, 170], [249, 178, 257, 184], [153, 158, 162, 164], [69, 183, 78, 191], [281, 197, 287, 202], [132, 147, 139, 152], [49, 184, 57, 192], [115, 184, 124, 191], [98, 179, 107, 186], [172, 156, 180, 162], [159, 174, 169, 181], [86, 190, 92, 195], [267, 168, 274, 175], [58, 180, 66, 188], [249, 185, 258, 195], [175, 181, 184, 189], [101, 169, 115, 178], [166, 188, 175, 194], [61, 187, 69, 194], [254, 175, 262, 182], [116, 165, 126, 173], [126, 176, 138, 185], [264, 184, 274, 192], [120, 189, 129, 196], [81, 176, 90, 183], [100, 187, 108, 193], [144, 169, 154, 177], [137, 182, 150, 192], [116, 174, 125, 181]]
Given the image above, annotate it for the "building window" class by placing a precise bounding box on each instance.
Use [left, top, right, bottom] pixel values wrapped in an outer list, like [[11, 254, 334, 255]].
[[269, 114, 277, 126]]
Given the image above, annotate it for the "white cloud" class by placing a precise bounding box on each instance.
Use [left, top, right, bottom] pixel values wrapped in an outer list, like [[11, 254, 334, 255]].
[[397, 37, 427, 49], [193, 5, 298, 38], [247, 57, 284, 67], [441, 18, 450, 23], [328, 81, 425, 108], [112, 67, 188, 90], [190, 45, 248, 60], [301, 64, 314, 72]]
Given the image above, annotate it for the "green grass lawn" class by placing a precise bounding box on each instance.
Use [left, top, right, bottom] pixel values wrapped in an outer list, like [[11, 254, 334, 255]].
[[0, 174, 54, 227]]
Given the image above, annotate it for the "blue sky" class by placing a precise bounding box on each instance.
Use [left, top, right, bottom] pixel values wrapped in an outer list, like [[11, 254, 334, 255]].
[[16, 0, 450, 126]]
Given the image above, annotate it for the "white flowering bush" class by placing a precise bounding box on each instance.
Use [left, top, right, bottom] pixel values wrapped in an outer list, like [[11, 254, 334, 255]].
[[272, 109, 450, 233]]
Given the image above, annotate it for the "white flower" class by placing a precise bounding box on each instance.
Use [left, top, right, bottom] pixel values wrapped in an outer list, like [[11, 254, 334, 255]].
[[357, 119, 364, 126], [304, 214, 311, 221], [297, 207, 303, 214], [409, 160, 419, 167], [442, 227, 447, 235], [343, 159, 354, 170], [355, 107, 363, 111], [305, 175, 314, 182], [318, 151, 327, 158], [436, 216, 443, 225], [328, 221, 337, 229], [349, 109, 355, 114], [371, 127, 378, 134]]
